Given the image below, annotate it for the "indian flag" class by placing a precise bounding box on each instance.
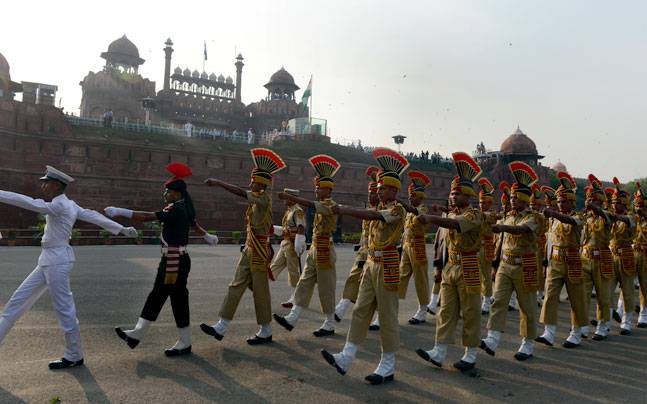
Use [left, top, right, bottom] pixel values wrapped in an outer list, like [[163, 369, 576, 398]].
[[301, 76, 312, 105]]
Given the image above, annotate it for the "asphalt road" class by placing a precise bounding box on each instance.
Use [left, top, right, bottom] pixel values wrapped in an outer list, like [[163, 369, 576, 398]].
[[0, 245, 645, 403]]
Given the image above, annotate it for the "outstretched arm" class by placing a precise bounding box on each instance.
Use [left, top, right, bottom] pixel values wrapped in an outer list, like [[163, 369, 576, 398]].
[[397, 198, 419, 215], [104, 206, 158, 222], [205, 178, 247, 198], [609, 212, 633, 225], [418, 214, 461, 230], [544, 208, 578, 226], [331, 204, 385, 221], [0, 190, 63, 216], [492, 224, 532, 235], [278, 192, 315, 209]]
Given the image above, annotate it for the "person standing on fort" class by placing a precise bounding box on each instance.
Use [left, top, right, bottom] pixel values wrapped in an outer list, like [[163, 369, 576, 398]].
[[0, 166, 138, 369], [199, 148, 286, 345], [334, 167, 380, 322], [106, 163, 218, 356], [274, 155, 341, 337], [415, 152, 484, 373], [269, 188, 306, 308], [321, 147, 408, 385]]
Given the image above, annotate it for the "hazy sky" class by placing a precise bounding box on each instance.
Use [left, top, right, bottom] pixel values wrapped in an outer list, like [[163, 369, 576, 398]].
[[2, 0, 646, 181]]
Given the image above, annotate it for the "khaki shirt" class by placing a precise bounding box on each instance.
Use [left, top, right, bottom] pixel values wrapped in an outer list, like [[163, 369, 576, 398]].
[[246, 190, 271, 237], [403, 204, 429, 243], [635, 216, 647, 247], [610, 216, 636, 250], [359, 205, 378, 250], [447, 206, 483, 253], [549, 212, 583, 249], [581, 211, 612, 249], [282, 204, 306, 234], [313, 199, 338, 238], [368, 200, 406, 250], [500, 209, 540, 256]]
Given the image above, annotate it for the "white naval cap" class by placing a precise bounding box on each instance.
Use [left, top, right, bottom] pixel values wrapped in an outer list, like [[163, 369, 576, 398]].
[[39, 165, 75, 185]]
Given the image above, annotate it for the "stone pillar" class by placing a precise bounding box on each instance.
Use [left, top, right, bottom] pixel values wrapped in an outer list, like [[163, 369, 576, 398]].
[[163, 38, 174, 91], [235, 54, 244, 104]]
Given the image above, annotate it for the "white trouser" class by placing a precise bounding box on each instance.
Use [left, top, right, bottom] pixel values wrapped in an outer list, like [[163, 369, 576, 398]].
[[0, 263, 83, 361]]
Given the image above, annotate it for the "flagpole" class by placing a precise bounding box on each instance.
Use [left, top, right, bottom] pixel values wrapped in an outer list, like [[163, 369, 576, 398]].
[[309, 75, 312, 125]]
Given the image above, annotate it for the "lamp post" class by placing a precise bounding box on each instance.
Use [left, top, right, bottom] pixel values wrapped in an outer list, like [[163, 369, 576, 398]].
[[141, 97, 156, 127], [392, 134, 406, 153]]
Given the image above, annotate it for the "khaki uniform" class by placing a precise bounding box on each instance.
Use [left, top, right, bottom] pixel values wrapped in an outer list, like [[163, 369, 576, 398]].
[[540, 212, 588, 327], [431, 224, 448, 295], [534, 212, 549, 287], [348, 200, 405, 352], [635, 217, 647, 311], [436, 207, 483, 347], [479, 210, 498, 297], [294, 199, 338, 314], [399, 205, 430, 305], [487, 210, 540, 338], [610, 218, 636, 311], [580, 211, 613, 323], [220, 191, 273, 325], [342, 211, 372, 302], [270, 204, 306, 287]]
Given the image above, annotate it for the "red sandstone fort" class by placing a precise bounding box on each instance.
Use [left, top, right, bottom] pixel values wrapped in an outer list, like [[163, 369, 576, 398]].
[[0, 37, 572, 243]]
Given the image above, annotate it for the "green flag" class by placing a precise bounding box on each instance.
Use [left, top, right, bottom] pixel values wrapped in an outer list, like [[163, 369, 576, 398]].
[[301, 76, 312, 107]]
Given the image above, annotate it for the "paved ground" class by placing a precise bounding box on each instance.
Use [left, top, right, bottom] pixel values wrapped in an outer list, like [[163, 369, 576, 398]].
[[0, 245, 645, 403]]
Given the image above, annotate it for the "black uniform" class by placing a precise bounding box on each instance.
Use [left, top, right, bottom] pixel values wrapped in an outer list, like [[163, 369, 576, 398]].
[[141, 200, 193, 328]]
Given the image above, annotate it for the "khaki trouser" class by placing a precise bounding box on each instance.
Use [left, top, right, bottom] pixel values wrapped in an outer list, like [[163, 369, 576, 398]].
[[581, 256, 612, 323], [610, 255, 636, 312], [270, 240, 300, 288], [347, 258, 399, 352], [342, 251, 366, 302], [435, 263, 481, 347], [487, 262, 537, 339], [479, 249, 493, 297], [398, 244, 430, 305], [219, 247, 272, 325], [540, 259, 587, 327], [294, 244, 336, 314], [637, 251, 647, 309]]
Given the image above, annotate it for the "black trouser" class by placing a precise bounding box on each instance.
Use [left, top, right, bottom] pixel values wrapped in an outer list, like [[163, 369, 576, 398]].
[[141, 254, 191, 328]]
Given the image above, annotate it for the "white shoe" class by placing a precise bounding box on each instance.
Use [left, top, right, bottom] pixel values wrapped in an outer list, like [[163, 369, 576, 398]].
[[564, 328, 582, 347], [323, 342, 357, 374], [621, 312, 634, 334], [214, 318, 230, 336], [480, 330, 501, 355], [515, 338, 534, 360], [169, 326, 191, 350], [461, 347, 477, 364], [373, 352, 395, 377], [427, 293, 440, 314], [284, 305, 304, 326], [334, 298, 352, 322], [417, 344, 446, 367], [481, 296, 491, 314], [409, 306, 427, 323], [537, 324, 556, 346], [580, 325, 590, 338], [256, 323, 272, 338], [320, 314, 335, 332], [124, 317, 151, 340]]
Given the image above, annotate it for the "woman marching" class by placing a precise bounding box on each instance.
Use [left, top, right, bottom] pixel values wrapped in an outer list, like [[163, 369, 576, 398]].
[[105, 163, 218, 356]]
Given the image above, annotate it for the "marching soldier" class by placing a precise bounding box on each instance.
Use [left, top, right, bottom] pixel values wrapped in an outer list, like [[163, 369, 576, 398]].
[[321, 147, 408, 384], [536, 172, 588, 348], [578, 174, 614, 341], [0, 166, 138, 369], [538, 185, 557, 304], [269, 188, 307, 308], [334, 167, 380, 322], [415, 152, 484, 372], [480, 162, 541, 361], [478, 178, 497, 315], [108, 163, 218, 356], [498, 181, 519, 311], [633, 183, 647, 328], [399, 171, 432, 324], [529, 184, 548, 308], [609, 178, 637, 335], [274, 155, 340, 337], [200, 148, 286, 345]]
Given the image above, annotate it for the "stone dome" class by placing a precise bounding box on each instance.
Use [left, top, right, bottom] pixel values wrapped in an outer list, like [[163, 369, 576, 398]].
[[268, 67, 295, 86], [225, 75, 233, 84], [209, 73, 217, 81], [551, 160, 567, 172], [191, 70, 199, 78], [174, 66, 182, 75], [200, 71, 208, 79], [183, 68, 191, 77], [101, 35, 145, 67], [0, 52, 9, 79], [217, 74, 225, 82], [500, 126, 538, 156], [107, 35, 140, 59]]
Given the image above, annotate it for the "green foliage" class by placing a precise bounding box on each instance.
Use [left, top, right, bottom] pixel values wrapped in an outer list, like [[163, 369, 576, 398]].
[[425, 233, 436, 243], [71, 228, 81, 240], [100, 229, 112, 240], [231, 230, 242, 244], [50, 397, 61, 404], [342, 232, 361, 243], [6, 229, 17, 240], [33, 214, 47, 240]]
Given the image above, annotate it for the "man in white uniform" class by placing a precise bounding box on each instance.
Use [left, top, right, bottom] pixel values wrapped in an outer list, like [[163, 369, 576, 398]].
[[0, 166, 138, 369]]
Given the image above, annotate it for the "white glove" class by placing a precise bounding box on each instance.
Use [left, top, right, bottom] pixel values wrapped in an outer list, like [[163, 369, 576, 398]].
[[120, 226, 139, 238], [105, 207, 134, 219], [272, 225, 284, 237], [294, 234, 306, 255], [204, 233, 219, 246]]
